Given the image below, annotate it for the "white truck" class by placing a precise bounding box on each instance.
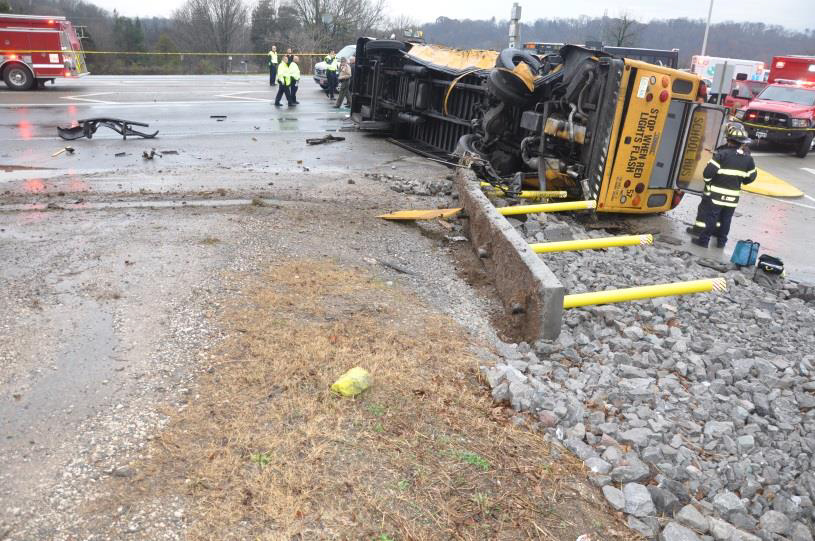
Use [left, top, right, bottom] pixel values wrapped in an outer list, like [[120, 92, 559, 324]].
[[690, 55, 766, 82]]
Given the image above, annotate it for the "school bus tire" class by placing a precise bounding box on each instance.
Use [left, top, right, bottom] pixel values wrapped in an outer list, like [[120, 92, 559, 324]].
[[795, 132, 813, 159], [2, 62, 35, 91], [496, 48, 542, 74]]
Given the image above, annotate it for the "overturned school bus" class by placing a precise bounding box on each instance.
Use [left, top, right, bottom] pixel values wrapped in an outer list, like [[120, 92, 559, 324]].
[[350, 39, 726, 214]]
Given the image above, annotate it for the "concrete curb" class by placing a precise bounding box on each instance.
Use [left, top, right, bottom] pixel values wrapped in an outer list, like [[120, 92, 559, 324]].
[[455, 168, 564, 340]]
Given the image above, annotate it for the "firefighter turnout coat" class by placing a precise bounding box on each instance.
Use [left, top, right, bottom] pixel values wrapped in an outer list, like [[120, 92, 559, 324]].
[[702, 146, 757, 207]]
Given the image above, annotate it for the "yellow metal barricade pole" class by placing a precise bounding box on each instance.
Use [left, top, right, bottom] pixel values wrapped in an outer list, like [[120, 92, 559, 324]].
[[530, 234, 653, 253], [562, 278, 727, 309], [479, 182, 568, 200], [497, 200, 596, 216]]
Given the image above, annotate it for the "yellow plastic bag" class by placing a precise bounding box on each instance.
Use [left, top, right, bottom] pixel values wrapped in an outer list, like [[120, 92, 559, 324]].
[[330, 367, 371, 397]]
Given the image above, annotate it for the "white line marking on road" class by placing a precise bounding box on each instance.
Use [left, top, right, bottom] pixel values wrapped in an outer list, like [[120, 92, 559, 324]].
[[216, 92, 273, 103], [60, 92, 116, 104], [802, 168, 815, 176], [804, 194, 815, 203], [752, 192, 815, 211]]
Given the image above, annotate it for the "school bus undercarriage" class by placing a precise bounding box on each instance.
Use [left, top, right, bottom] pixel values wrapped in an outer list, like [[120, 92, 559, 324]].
[[350, 39, 726, 214]]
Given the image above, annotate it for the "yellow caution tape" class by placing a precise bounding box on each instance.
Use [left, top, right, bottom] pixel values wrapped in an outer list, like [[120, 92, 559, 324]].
[[378, 208, 462, 220], [7, 50, 331, 56], [742, 168, 804, 198]]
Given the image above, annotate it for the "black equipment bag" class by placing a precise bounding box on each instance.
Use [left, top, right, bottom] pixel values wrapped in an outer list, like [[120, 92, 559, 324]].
[[757, 254, 784, 275]]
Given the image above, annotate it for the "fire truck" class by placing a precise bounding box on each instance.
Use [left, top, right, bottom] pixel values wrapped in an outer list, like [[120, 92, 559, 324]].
[[1, 13, 88, 91]]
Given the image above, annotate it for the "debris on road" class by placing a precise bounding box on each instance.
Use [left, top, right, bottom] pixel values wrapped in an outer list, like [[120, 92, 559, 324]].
[[378, 208, 461, 220], [363, 172, 451, 196], [51, 146, 75, 157], [363, 256, 416, 276], [330, 366, 371, 397], [142, 149, 161, 160], [114, 152, 126, 157], [57, 118, 158, 140], [210, 115, 227, 119], [305, 134, 345, 145], [161, 150, 179, 155]]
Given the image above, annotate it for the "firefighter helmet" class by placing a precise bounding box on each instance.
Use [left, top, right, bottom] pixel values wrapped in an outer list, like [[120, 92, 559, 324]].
[[725, 122, 751, 144]]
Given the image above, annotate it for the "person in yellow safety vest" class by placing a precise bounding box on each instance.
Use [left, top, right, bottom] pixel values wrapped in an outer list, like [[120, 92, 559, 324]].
[[274, 57, 294, 107], [268, 46, 279, 87], [691, 123, 757, 249], [324, 50, 338, 99], [289, 55, 301, 105]]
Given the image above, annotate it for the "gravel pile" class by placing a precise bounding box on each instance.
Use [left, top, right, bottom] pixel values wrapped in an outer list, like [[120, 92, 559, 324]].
[[482, 212, 815, 541], [363, 172, 453, 196]]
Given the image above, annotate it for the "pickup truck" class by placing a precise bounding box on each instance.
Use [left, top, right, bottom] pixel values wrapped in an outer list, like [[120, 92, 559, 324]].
[[723, 79, 767, 113], [735, 82, 815, 157], [313, 44, 355, 89]]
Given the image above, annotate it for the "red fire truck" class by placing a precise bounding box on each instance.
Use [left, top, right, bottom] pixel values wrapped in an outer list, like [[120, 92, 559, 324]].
[[1, 13, 88, 91]]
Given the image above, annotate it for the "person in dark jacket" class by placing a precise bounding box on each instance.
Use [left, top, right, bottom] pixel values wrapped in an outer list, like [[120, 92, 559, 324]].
[[692, 123, 757, 249]]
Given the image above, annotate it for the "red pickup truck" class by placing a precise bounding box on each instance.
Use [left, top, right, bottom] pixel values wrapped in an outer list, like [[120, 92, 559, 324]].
[[734, 55, 815, 157]]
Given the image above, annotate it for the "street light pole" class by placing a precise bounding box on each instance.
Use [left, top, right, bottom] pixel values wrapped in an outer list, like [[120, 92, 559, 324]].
[[700, 0, 714, 56]]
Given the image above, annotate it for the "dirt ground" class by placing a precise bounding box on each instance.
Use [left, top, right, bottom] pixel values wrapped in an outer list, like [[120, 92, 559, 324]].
[[76, 257, 635, 540]]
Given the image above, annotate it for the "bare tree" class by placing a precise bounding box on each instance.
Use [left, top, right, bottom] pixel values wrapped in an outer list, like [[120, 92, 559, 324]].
[[292, 0, 386, 48], [385, 14, 419, 39], [173, 0, 249, 68], [604, 13, 641, 47]]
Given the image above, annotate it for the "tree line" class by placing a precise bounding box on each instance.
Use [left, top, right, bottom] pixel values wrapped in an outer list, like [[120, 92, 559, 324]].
[[3, 0, 814, 74]]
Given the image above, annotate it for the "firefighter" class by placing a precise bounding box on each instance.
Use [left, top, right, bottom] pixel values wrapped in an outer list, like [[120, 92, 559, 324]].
[[289, 55, 301, 105], [691, 123, 756, 249], [274, 56, 293, 107], [685, 190, 720, 237], [268, 46, 279, 87], [324, 50, 338, 99]]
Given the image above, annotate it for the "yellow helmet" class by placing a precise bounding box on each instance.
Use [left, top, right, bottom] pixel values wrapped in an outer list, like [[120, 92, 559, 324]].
[[725, 122, 751, 144]]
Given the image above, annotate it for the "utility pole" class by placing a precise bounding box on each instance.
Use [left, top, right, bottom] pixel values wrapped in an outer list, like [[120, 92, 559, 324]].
[[700, 0, 714, 56], [509, 3, 521, 49]]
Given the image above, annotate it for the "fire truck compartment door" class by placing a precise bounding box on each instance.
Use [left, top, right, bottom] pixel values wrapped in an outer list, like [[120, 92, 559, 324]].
[[676, 103, 726, 195], [1, 30, 30, 51]]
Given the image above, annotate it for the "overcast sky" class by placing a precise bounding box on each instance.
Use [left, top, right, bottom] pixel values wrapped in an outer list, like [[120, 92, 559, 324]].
[[91, 0, 815, 31]]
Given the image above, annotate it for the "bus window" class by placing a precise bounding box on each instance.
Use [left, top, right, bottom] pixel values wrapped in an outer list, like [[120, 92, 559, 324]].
[[677, 104, 725, 193]]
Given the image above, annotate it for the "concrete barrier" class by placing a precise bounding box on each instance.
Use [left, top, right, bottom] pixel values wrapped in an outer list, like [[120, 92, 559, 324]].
[[455, 168, 564, 340]]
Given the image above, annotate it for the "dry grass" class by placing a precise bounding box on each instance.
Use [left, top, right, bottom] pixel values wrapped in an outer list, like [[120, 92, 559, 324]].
[[97, 259, 634, 540]]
